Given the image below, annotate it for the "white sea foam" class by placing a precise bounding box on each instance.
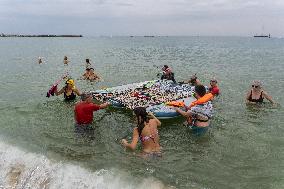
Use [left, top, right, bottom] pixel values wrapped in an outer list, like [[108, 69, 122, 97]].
[[0, 140, 172, 189]]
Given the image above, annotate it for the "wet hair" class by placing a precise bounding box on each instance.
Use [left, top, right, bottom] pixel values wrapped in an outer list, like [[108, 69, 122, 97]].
[[252, 80, 262, 87], [162, 65, 169, 71], [81, 92, 92, 101], [90, 68, 94, 71], [64, 56, 68, 60], [86, 59, 90, 63], [195, 85, 206, 97], [86, 68, 90, 71], [133, 107, 149, 136]]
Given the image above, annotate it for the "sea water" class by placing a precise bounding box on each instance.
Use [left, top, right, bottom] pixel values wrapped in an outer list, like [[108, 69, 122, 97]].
[[0, 36, 283, 188]]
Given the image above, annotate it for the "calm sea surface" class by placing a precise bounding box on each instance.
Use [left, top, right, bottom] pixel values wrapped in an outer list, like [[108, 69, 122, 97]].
[[0, 37, 283, 189]]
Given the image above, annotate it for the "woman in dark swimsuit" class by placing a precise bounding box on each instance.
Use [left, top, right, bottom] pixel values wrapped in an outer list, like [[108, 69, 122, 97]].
[[55, 79, 81, 101], [246, 80, 275, 105], [121, 107, 162, 158]]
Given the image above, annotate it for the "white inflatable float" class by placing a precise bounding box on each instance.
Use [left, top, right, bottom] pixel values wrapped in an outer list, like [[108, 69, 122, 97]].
[[90, 80, 196, 119]]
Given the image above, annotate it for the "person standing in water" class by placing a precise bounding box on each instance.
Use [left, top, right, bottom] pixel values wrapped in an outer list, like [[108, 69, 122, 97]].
[[38, 57, 43, 64], [180, 74, 202, 86], [63, 56, 69, 65], [171, 85, 213, 135], [88, 68, 101, 81], [209, 78, 220, 96], [55, 79, 81, 101], [188, 74, 202, 86], [246, 80, 275, 105], [82, 68, 91, 80], [74, 93, 110, 130], [81, 68, 101, 81], [121, 107, 162, 158], [161, 65, 176, 83], [85, 59, 92, 69]]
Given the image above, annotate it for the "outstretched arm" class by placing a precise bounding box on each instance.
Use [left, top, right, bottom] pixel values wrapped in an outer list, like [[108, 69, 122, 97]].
[[262, 91, 276, 104], [173, 107, 191, 118], [99, 102, 110, 109], [121, 128, 139, 151], [55, 87, 64, 96], [74, 88, 81, 96]]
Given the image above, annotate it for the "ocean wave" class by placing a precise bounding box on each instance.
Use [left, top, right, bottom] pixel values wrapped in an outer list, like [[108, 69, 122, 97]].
[[0, 141, 173, 189]]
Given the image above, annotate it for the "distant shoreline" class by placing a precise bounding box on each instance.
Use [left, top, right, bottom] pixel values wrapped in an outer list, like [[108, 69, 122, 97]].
[[0, 34, 83, 37]]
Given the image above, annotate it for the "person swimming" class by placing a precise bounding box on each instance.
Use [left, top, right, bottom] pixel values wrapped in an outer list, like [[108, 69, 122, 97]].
[[121, 107, 162, 158], [55, 79, 81, 101], [246, 80, 275, 105]]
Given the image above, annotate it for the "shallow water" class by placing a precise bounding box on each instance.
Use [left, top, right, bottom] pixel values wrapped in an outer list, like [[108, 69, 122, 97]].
[[0, 37, 283, 189]]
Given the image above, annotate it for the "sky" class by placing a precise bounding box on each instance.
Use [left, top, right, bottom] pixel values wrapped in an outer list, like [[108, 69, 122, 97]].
[[0, 0, 284, 36]]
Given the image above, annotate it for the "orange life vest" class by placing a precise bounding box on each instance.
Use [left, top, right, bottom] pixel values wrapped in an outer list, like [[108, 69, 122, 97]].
[[166, 101, 185, 107], [189, 93, 213, 108]]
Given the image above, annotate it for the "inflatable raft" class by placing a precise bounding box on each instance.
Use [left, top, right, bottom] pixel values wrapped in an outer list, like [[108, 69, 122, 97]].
[[90, 80, 196, 119]]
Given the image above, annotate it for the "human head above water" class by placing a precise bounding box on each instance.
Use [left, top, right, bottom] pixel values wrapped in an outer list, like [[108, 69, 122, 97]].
[[133, 107, 148, 118], [133, 107, 149, 135], [89, 68, 94, 73], [65, 79, 75, 89], [81, 92, 92, 102], [210, 78, 218, 86], [190, 74, 197, 83], [194, 85, 206, 98], [251, 80, 262, 90], [86, 59, 90, 63], [162, 65, 169, 71]]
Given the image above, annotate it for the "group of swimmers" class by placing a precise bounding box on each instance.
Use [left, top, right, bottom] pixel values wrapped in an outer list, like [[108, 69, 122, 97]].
[[40, 56, 101, 81], [48, 63, 276, 158], [44, 57, 103, 101]]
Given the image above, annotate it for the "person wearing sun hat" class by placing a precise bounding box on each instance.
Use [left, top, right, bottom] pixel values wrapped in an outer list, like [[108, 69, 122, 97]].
[[246, 80, 275, 105], [55, 78, 81, 101], [209, 78, 220, 96]]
